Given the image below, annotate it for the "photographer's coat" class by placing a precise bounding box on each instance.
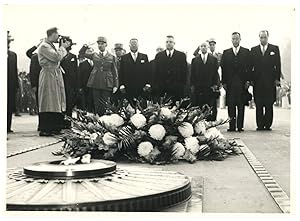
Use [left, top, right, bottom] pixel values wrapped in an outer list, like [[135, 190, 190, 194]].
[[37, 39, 67, 113]]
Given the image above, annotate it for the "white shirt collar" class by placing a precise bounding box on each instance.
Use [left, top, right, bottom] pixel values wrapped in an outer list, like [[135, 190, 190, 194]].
[[166, 49, 174, 57], [232, 45, 240, 54], [201, 52, 208, 58], [130, 51, 138, 59], [100, 50, 107, 56], [260, 43, 268, 51]]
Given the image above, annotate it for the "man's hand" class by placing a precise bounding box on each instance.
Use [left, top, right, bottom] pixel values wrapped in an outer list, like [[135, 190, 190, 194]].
[[32, 87, 37, 94], [112, 87, 118, 94], [143, 84, 151, 92], [275, 80, 281, 87], [222, 84, 227, 90], [61, 40, 71, 49], [120, 85, 126, 94], [245, 81, 250, 90]]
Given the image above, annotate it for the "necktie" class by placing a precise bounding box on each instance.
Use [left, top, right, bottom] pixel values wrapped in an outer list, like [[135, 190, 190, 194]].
[[168, 51, 171, 58], [234, 48, 237, 56], [100, 52, 103, 56], [262, 46, 265, 56], [133, 53, 137, 62], [202, 54, 206, 64]]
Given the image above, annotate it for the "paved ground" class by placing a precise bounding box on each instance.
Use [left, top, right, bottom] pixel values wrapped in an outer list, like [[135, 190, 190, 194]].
[[6, 106, 290, 213]]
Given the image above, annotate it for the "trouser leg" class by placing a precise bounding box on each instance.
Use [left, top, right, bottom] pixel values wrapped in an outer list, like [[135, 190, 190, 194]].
[[255, 102, 264, 129], [227, 104, 236, 130], [237, 105, 245, 129], [264, 103, 274, 129]]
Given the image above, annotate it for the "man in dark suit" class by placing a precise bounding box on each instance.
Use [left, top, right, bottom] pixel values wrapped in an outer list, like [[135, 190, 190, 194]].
[[7, 31, 19, 133], [221, 32, 251, 132], [26, 40, 43, 130], [191, 42, 220, 121], [153, 35, 188, 102], [251, 30, 281, 131], [60, 38, 79, 128], [119, 38, 150, 100], [78, 56, 94, 112]]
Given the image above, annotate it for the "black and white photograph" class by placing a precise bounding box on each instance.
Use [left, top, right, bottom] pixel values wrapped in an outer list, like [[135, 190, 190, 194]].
[[1, 0, 298, 219]]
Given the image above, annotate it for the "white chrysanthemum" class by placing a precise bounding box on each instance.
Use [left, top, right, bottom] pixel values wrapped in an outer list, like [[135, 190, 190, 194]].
[[90, 133, 98, 141], [99, 115, 111, 125], [173, 142, 186, 158], [149, 124, 166, 141], [178, 122, 194, 138], [126, 104, 136, 115], [110, 114, 124, 128], [194, 121, 207, 135], [160, 107, 172, 119], [205, 127, 224, 139], [130, 113, 147, 129], [185, 137, 200, 154], [137, 141, 154, 158], [103, 132, 117, 146]]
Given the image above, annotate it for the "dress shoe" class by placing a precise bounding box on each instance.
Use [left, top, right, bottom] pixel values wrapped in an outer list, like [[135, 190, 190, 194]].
[[39, 131, 53, 137], [52, 130, 63, 135], [7, 129, 14, 133], [227, 128, 236, 132], [264, 127, 272, 131], [237, 128, 244, 132], [256, 127, 264, 131]]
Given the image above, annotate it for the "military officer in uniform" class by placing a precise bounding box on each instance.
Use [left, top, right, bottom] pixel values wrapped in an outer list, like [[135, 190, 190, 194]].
[[114, 43, 124, 72], [79, 36, 118, 115], [193, 38, 222, 66]]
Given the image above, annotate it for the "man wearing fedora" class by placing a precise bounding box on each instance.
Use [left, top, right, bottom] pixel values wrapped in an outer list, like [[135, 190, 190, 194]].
[[119, 38, 150, 101], [221, 32, 251, 132], [7, 31, 19, 133], [250, 30, 281, 131], [79, 36, 118, 115]]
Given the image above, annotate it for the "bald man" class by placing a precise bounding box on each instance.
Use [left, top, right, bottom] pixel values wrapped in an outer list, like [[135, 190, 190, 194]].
[[251, 30, 281, 131], [191, 42, 220, 121]]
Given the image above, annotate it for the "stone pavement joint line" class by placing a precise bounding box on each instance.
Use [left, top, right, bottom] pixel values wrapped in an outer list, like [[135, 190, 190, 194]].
[[235, 138, 290, 213], [7, 139, 63, 158]]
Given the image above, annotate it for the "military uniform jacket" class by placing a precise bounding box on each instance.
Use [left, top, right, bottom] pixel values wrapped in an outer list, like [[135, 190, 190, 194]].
[[81, 49, 118, 91]]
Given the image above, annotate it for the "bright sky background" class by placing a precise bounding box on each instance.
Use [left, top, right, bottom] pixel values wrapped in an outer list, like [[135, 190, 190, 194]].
[[3, 4, 294, 81]]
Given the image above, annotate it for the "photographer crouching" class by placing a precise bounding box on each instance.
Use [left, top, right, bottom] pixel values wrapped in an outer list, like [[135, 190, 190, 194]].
[[37, 27, 70, 136]]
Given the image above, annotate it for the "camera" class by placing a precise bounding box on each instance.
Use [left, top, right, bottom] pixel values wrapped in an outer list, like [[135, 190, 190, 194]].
[[58, 35, 76, 46]]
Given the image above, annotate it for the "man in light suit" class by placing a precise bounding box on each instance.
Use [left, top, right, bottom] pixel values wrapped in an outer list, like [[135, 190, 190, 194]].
[[221, 32, 251, 132], [119, 38, 150, 100], [251, 30, 281, 131], [153, 35, 187, 102], [191, 41, 220, 121]]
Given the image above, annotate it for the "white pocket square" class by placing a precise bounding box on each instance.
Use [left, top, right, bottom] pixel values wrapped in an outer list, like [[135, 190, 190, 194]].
[[270, 51, 275, 55], [71, 58, 75, 61], [141, 60, 145, 63]]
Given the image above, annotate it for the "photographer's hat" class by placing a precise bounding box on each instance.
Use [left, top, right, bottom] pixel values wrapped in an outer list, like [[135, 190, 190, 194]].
[[97, 36, 107, 43]]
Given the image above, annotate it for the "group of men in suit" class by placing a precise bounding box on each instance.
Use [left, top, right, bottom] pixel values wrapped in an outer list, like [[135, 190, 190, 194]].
[[221, 31, 281, 131], [7, 28, 281, 135]]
